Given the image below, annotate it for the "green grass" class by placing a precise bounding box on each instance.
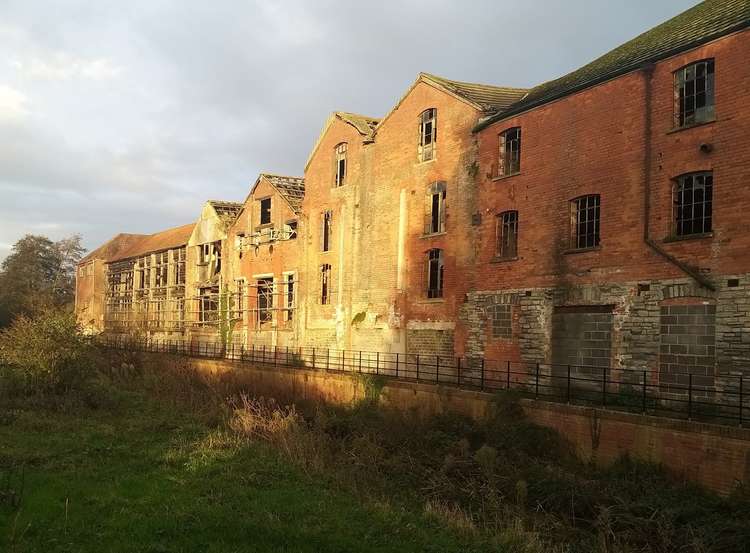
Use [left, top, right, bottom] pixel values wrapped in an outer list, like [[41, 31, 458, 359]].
[[0, 393, 499, 553]]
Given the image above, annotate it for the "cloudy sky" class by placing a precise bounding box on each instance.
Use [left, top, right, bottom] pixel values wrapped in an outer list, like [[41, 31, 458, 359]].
[[0, 0, 697, 258]]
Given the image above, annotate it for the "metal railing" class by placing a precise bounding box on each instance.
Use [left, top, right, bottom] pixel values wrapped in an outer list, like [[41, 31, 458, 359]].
[[98, 337, 747, 427]]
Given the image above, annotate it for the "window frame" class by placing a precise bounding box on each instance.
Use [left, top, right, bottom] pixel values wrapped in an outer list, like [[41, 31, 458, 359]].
[[259, 197, 272, 226], [321, 210, 333, 252], [496, 210, 519, 259], [673, 171, 713, 237], [673, 59, 715, 129], [424, 181, 447, 235], [320, 263, 332, 305], [570, 194, 601, 250], [497, 127, 521, 177], [426, 248, 444, 299], [334, 142, 347, 187], [418, 108, 437, 163], [256, 277, 274, 325]]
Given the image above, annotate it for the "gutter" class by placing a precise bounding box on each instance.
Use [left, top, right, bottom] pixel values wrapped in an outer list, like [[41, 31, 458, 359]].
[[641, 65, 715, 291]]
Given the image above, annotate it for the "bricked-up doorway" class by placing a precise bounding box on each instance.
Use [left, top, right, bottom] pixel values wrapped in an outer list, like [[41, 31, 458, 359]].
[[551, 305, 614, 389], [659, 301, 716, 392]]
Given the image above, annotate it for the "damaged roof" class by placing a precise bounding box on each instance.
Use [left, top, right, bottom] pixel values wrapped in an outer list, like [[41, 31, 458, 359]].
[[421, 73, 529, 112], [107, 223, 196, 263], [476, 0, 750, 130], [259, 173, 305, 214], [208, 200, 243, 223], [335, 112, 381, 137]]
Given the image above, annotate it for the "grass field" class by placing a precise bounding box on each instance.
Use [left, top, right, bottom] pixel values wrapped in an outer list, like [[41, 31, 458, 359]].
[[0, 391, 502, 553]]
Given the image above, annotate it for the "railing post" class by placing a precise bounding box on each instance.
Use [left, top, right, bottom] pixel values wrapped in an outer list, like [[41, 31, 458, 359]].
[[642, 370, 647, 414], [602, 367, 607, 407], [312, 347, 316, 369], [359, 350, 362, 373], [436, 356, 440, 384], [274, 346, 278, 369], [688, 373, 693, 420], [506, 360, 511, 390], [262, 345, 266, 366], [376, 351, 379, 375], [326, 348, 330, 370], [416, 354, 420, 381], [566, 365, 571, 404], [480, 358, 485, 391], [396, 353, 399, 378], [456, 357, 461, 386], [342, 349, 345, 372], [535, 362, 540, 399]]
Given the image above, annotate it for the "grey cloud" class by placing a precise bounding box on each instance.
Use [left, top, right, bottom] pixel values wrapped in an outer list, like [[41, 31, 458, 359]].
[[0, 0, 697, 257]]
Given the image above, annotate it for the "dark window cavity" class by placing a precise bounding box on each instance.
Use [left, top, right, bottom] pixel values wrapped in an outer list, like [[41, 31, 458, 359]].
[[571, 195, 600, 250], [496, 210, 518, 259], [424, 181, 446, 234], [260, 197, 272, 225], [675, 59, 714, 128], [426, 248, 444, 299], [675, 172, 712, 236], [418, 108, 436, 162], [257, 278, 273, 323], [334, 143, 347, 187], [321, 210, 332, 252], [498, 127, 521, 176], [320, 264, 331, 305]]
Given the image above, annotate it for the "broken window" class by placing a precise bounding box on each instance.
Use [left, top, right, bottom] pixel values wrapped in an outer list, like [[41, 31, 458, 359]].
[[424, 181, 446, 235], [571, 195, 600, 250], [418, 108, 437, 162], [285, 273, 295, 321], [174, 247, 186, 285], [426, 248, 444, 299], [284, 220, 297, 240], [213, 242, 222, 274], [320, 264, 332, 305], [674, 59, 714, 128], [199, 286, 219, 323], [498, 127, 521, 177], [496, 210, 518, 259], [675, 172, 712, 236], [257, 278, 273, 324], [321, 210, 333, 252], [260, 197, 272, 226], [334, 142, 347, 187], [198, 243, 211, 265], [234, 279, 245, 320], [155, 251, 168, 288]]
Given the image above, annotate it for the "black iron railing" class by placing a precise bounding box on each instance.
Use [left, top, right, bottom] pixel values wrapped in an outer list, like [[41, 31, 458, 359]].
[[98, 337, 747, 427]]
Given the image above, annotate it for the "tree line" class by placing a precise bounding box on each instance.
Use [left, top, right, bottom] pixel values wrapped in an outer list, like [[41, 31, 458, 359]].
[[0, 234, 86, 327]]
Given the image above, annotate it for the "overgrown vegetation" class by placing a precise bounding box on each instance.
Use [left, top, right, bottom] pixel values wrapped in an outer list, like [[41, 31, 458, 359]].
[[1, 316, 749, 552]]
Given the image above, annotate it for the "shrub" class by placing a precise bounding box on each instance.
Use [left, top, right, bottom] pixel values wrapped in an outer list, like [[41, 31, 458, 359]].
[[0, 309, 96, 396]]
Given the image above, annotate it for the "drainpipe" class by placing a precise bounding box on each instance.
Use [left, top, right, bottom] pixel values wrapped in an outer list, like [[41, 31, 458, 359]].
[[641, 64, 715, 291]]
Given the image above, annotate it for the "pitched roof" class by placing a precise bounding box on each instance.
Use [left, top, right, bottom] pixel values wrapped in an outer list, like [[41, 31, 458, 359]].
[[208, 200, 243, 223], [421, 73, 529, 112], [108, 223, 196, 263], [79, 233, 146, 264], [259, 173, 305, 214], [476, 0, 750, 130]]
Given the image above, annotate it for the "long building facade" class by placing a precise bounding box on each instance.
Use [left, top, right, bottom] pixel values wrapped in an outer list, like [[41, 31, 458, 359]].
[[77, 1, 750, 388]]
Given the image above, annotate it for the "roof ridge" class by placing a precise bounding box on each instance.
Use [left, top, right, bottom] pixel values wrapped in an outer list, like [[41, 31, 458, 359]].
[[421, 72, 529, 92], [476, 0, 750, 130]]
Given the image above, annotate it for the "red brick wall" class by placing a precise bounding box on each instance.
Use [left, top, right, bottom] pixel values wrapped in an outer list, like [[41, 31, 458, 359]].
[[471, 29, 750, 291]]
